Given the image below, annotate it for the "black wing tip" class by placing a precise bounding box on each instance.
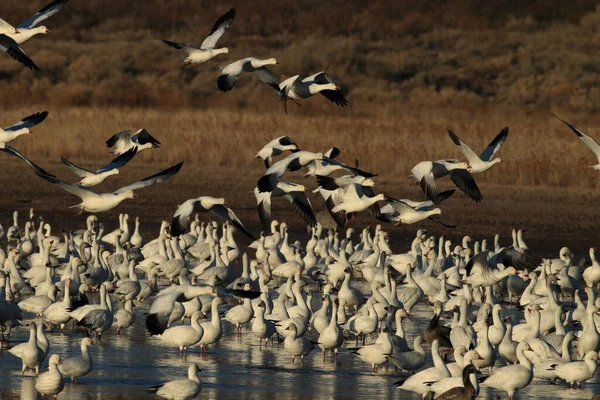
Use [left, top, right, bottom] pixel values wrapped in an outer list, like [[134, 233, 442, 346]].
[[38, 0, 68, 14], [209, 8, 237, 35], [217, 74, 234, 92], [257, 173, 277, 193], [554, 115, 584, 137], [145, 313, 166, 335], [328, 147, 341, 159], [170, 216, 185, 237], [316, 175, 338, 191], [447, 129, 461, 145]]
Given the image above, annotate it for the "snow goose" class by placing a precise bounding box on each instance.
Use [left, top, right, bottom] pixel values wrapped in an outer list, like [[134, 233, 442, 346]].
[[217, 57, 279, 91], [114, 260, 141, 301], [255, 136, 300, 168], [58, 337, 93, 384], [387, 335, 426, 372], [198, 296, 224, 353], [395, 339, 451, 398], [254, 182, 317, 231], [105, 128, 160, 155], [43, 280, 72, 332], [6, 0, 68, 45], [256, 151, 327, 195], [0, 110, 48, 143], [34, 161, 183, 213], [158, 310, 204, 356], [169, 196, 255, 240], [224, 294, 254, 335], [533, 332, 575, 382], [481, 342, 533, 400], [411, 160, 482, 204], [275, 72, 348, 113], [163, 8, 235, 65], [79, 289, 114, 340], [555, 115, 600, 178], [35, 354, 64, 399], [149, 363, 202, 400], [8, 322, 44, 375], [447, 128, 508, 174], [61, 147, 138, 187], [337, 267, 366, 310], [113, 299, 136, 335], [283, 322, 314, 363], [464, 250, 537, 289], [344, 297, 378, 345], [395, 265, 423, 313], [318, 298, 343, 360], [549, 350, 598, 388], [18, 285, 57, 316], [577, 306, 600, 358], [252, 301, 277, 348], [352, 325, 393, 372], [0, 33, 42, 71], [377, 195, 456, 228], [583, 247, 600, 288]]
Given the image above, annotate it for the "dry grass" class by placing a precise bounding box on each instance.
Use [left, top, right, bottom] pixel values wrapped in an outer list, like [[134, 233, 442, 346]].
[[2, 105, 600, 189]]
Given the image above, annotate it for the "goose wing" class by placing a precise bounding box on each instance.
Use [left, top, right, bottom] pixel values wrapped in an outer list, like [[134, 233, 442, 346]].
[[253, 66, 280, 90], [283, 191, 317, 227], [105, 130, 132, 148], [34, 169, 99, 200], [114, 161, 183, 194], [132, 129, 160, 148], [0, 34, 42, 72], [96, 146, 138, 173], [555, 116, 600, 163], [200, 8, 236, 50], [449, 169, 482, 202], [1, 145, 55, 176], [61, 156, 94, 178], [209, 204, 256, 240], [304, 71, 348, 106], [17, 0, 68, 29], [162, 40, 201, 54], [447, 130, 481, 165], [4, 111, 48, 131], [411, 161, 439, 204], [170, 198, 208, 236], [479, 127, 509, 162]]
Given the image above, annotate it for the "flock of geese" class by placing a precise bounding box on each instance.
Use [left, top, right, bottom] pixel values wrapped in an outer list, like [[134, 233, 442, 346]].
[[1, 2, 600, 400]]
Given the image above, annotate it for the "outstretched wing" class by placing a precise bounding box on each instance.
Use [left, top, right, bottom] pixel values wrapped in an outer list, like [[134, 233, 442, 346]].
[[449, 169, 482, 202], [114, 162, 183, 194], [1, 145, 55, 177], [162, 40, 201, 53], [322, 156, 377, 177], [96, 147, 138, 173], [254, 66, 280, 90], [4, 111, 49, 131], [105, 130, 131, 148], [491, 248, 539, 272], [254, 187, 272, 232], [283, 191, 317, 227], [447, 130, 481, 165], [411, 161, 439, 204], [209, 204, 256, 240], [170, 199, 207, 236], [200, 8, 236, 50], [34, 168, 98, 200], [61, 156, 94, 178], [17, 0, 69, 29], [479, 127, 508, 162], [555, 115, 600, 163], [0, 34, 43, 72]]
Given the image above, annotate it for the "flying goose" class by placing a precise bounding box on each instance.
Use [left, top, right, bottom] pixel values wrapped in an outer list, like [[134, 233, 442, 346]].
[[34, 161, 183, 213], [0, 34, 42, 72], [411, 160, 482, 204], [275, 72, 348, 113], [554, 116, 600, 178], [256, 150, 325, 194], [105, 128, 160, 155], [254, 182, 317, 231], [164, 8, 235, 65], [255, 136, 300, 168], [378, 195, 457, 228], [61, 147, 138, 186], [0, 111, 48, 143], [170, 196, 256, 240], [217, 57, 279, 92], [5, 0, 68, 45], [447, 128, 508, 174]]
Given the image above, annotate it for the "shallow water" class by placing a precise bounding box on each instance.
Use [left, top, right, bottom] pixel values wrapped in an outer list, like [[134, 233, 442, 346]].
[[1, 285, 599, 400]]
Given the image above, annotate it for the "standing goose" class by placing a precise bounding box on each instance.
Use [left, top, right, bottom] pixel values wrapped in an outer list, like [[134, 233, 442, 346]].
[[0, 111, 48, 143], [158, 310, 204, 357], [217, 57, 279, 92], [61, 147, 138, 187], [35, 354, 64, 400], [34, 161, 183, 213], [106, 129, 160, 155], [149, 363, 202, 400], [554, 115, 600, 178], [169, 196, 255, 240], [164, 8, 235, 65], [481, 342, 533, 400], [58, 337, 93, 384], [411, 160, 482, 204], [8, 322, 44, 375], [318, 299, 344, 360], [386, 336, 427, 373], [276, 72, 348, 114], [283, 323, 314, 363], [447, 128, 508, 174], [549, 350, 599, 388], [113, 299, 136, 335], [198, 297, 225, 353]]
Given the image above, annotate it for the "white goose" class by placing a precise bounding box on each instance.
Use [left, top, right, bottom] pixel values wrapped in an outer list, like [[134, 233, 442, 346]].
[[61, 147, 138, 187], [198, 296, 224, 353], [164, 8, 235, 65], [447, 128, 508, 174], [583, 247, 600, 288], [149, 363, 202, 400], [157, 310, 204, 356], [276, 72, 348, 113], [5, 0, 68, 44], [58, 337, 93, 384], [35, 354, 64, 399], [411, 159, 482, 204], [283, 323, 314, 363], [217, 57, 279, 92], [555, 115, 600, 178], [0, 111, 48, 143], [549, 350, 599, 388], [255, 136, 300, 168], [113, 299, 136, 335], [105, 128, 160, 155], [318, 299, 343, 360], [481, 342, 533, 400], [35, 161, 183, 213]]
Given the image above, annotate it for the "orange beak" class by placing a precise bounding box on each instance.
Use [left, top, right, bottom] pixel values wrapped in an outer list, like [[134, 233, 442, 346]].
[[335, 85, 341, 90], [132, 192, 138, 198]]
